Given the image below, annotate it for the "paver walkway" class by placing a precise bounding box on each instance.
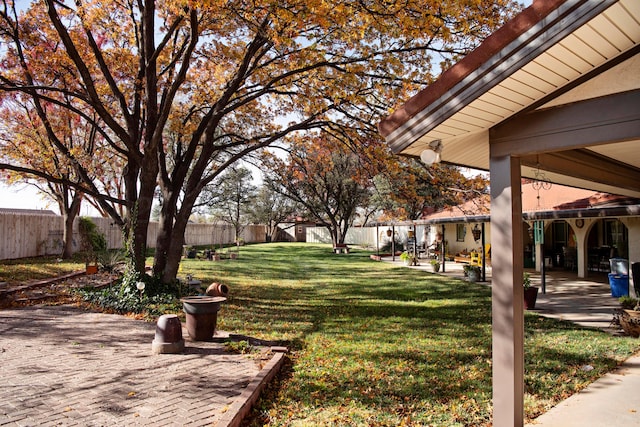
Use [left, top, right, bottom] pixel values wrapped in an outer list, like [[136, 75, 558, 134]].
[[0, 305, 276, 426]]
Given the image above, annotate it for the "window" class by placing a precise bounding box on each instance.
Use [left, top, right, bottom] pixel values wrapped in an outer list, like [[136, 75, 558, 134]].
[[604, 219, 628, 258], [456, 224, 466, 242]]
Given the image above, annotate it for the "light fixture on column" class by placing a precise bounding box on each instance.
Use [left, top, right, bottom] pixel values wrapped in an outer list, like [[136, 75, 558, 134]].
[[471, 224, 482, 242], [420, 139, 443, 166]]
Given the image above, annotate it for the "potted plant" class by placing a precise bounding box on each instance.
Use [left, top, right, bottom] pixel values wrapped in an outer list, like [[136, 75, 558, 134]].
[[464, 264, 481, 282], [616, 297, 640, 337], [429, 258, 441, 272], [523, 272, 539, 310], [186, 246, 197, 259], [78, 217, 107, 274], [400, 251, 418, 266]]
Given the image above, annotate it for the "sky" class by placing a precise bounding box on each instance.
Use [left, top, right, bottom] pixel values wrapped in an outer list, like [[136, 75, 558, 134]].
[[0, 182, 59, 213]]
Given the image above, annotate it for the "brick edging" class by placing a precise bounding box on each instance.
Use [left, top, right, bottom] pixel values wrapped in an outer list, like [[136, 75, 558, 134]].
[[216, 348, 288, 427]]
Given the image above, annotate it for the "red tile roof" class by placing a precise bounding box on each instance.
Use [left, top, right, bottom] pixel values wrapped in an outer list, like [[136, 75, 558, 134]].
[[422, 182, 635, 220]]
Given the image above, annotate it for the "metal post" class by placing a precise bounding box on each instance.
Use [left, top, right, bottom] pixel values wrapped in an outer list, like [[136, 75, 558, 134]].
[[441, 224, 446, 273], [481, 222, 486, 282], [541, 244, 546, 294], [392, 225, 396, 262]]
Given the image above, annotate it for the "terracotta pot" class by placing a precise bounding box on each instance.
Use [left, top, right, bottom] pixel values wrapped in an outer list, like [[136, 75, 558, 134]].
[[86, 264, 99, 275], [205, 282, 230, 298]]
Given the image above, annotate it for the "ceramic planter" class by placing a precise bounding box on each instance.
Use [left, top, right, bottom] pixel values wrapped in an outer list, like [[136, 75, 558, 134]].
[[85, 263, 99, 275], [524, 287, 539, 310], [181, 296, 226, 341]]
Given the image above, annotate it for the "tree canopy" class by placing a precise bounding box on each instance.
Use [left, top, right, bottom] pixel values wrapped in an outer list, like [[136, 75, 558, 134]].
[[372, 158, 489, 221], [0, 0, 520, 282], [264, 133, 381, 245], [199, 165, 257, 241]]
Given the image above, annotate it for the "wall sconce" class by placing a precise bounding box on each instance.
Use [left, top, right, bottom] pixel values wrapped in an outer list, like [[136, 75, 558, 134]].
[[471, 224, 482, 242], [420, 139, 443, 166]]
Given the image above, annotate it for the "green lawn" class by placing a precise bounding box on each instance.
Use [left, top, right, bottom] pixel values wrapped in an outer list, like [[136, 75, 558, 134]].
[[0, 255, 85, 284], [178, 243, 640, 426], [2, 243, 637, 425]]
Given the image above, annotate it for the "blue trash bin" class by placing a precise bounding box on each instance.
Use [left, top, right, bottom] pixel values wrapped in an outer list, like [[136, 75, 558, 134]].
[[608, 273, 629, 297]]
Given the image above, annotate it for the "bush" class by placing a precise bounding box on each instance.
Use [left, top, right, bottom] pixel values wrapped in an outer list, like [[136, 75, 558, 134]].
[[619, 296, 639, 310], [78, 286, 179, 316], [78, 268, 194, 316], [78, 217, 107, 253], [97, 250, 125, 273]]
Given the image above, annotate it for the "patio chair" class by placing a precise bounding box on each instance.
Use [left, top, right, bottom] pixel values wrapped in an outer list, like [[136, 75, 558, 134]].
[[632, 262, 640, 298]]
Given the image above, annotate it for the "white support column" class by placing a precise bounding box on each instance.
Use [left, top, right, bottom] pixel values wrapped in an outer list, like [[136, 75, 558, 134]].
[[572, 221, 589, 279], [535, 244, 542, 273], [490, 155, 524, 427]]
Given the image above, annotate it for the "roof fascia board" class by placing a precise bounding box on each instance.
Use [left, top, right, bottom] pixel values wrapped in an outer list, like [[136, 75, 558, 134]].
[[382, 0, 616, 154]]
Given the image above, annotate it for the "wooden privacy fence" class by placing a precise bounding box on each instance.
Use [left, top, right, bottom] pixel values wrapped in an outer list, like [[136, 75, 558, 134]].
[[0, 212, 267, 260], [305, 224, 434, 250]]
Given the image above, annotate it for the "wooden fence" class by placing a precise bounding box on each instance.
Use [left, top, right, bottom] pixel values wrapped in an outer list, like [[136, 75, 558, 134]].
[[0, 212, 266, 260]]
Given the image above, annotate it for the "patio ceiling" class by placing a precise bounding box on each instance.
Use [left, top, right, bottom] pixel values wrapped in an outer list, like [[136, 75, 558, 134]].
[[380, 0, 640, 198]]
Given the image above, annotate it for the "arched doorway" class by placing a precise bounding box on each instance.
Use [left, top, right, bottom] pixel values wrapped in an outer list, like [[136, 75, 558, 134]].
[[587, 219, 629, 273]]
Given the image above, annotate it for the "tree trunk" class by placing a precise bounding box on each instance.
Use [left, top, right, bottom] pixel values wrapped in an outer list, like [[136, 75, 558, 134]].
[[60, 191, 82, 259], [61, 212, 75, 258], [132, 172, 156, 273], [161, 207, 190, 283], [153, 188, 180, 277]]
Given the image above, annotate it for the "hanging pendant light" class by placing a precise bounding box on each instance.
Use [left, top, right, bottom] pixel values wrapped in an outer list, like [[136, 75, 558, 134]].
[[472, 224, 482, 242]]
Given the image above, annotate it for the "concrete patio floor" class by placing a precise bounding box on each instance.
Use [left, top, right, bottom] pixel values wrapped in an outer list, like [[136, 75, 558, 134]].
[[383, 256, 626, 331]]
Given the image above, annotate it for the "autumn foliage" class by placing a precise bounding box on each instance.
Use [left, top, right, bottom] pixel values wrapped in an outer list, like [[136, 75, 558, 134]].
[[0, 0, 520, 281]]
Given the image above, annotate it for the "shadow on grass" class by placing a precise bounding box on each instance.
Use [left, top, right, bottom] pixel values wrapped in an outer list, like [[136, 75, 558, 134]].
[[168, 243, 640, 425]]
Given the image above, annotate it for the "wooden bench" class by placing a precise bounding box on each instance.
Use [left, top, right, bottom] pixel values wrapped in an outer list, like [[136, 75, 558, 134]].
[[333, 244, 350, 254]]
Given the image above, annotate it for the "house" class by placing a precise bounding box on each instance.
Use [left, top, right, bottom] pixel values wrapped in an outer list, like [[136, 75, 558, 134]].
[[420, 181, 639, 279], [378, 1, 640, 424]]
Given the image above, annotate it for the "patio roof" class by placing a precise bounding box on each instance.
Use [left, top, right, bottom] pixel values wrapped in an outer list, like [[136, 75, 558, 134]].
[[420, 182, 640, 224], [379, 0, 640, 198]]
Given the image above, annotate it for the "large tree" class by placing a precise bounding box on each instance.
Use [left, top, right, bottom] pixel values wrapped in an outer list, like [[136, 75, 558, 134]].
[[198, 165, 257, 242], [248, 183, 297, 243], [0, 97, 114, 258], [372, 158, 489, 220], [0, 0, 519, 282], [264, 134, 378, 245]]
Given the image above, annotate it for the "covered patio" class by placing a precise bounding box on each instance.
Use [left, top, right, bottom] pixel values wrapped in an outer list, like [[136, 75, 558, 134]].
[[379, 1, 640, 425], [387, 257, 619, 332]]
